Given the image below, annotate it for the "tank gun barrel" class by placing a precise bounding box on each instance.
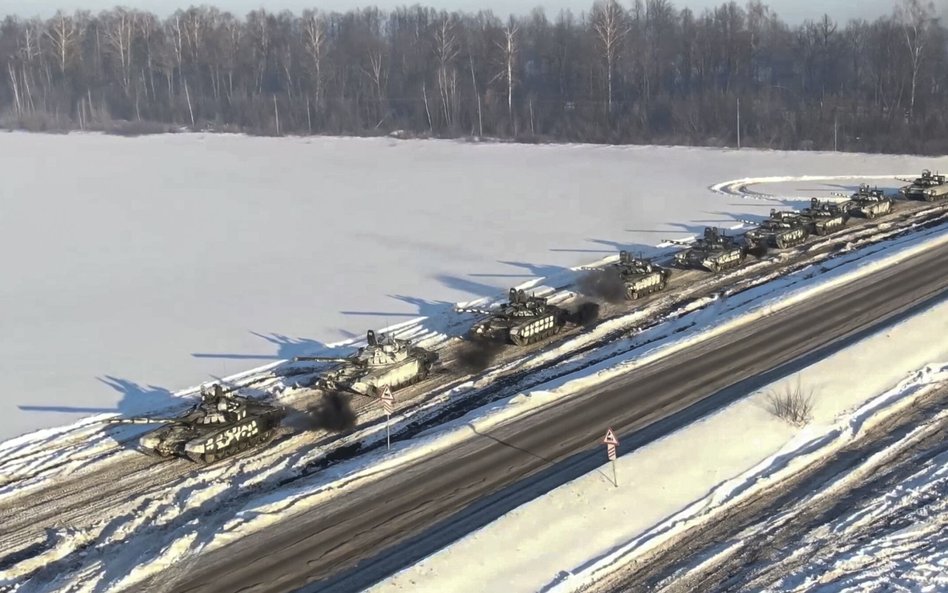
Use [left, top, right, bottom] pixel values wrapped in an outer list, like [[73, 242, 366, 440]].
[[455, 306, 494, 315], [293, 355, 355, 363], [106, 417, 183, 425]]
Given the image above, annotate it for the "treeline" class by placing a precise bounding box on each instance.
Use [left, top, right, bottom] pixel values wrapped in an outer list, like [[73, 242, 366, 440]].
[[2, 0, 947, 153]]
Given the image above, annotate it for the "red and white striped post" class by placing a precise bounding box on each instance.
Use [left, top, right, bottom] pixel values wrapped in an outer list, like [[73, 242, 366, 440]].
[[603, 428, 620, 487], [380, 385, 395, 450]]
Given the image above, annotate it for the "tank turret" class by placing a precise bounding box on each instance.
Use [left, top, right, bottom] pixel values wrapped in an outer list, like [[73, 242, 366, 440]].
[[294, 330, 438, 396], [105, 384, 285, 462], [671, 227, 747, 273], [459, 288, 570, 346]]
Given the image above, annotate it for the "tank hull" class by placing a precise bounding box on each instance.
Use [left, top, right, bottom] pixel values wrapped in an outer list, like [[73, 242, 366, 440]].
[[344, 355, 435, 395], [137, 404, 284, 463], [853, 200, 892, 219], [623, 270, 669, 299], [676, 248, 745, 273], [901, 183, 948, 202], [471, 311, 564, 346], [745, 226, 809, 251]]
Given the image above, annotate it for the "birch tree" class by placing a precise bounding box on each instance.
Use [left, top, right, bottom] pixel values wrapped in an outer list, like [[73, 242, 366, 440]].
[[897, 0, 934, 119], [433, 15, 460, 129], [492, 20, 519, 130], [45, 11, 77, 75], [592, 0, 628, 113]]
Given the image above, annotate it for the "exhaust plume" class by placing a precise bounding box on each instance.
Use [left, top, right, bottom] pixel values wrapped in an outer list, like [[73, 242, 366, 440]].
[[455, 340, 506, 373], [567, 301, 601, 326], [308, 391, 357, 432], [578, 270, 627, 304]]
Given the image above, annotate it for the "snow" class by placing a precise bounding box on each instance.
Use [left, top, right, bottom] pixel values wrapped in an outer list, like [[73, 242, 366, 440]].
[[4, 130, 948, 441], [369, 278, 948, 592], [21, 218, 940, 593]]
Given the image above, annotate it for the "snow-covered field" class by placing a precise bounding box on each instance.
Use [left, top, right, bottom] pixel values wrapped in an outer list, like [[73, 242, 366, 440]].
[[5, 208, 944, 593], [372, 299, 948, 593], [4, 130, 947, 440]]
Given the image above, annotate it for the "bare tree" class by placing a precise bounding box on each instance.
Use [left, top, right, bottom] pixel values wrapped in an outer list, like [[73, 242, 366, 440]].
[[897, 0, 935, 119], [103, 8, 136, 95], [45, 11, 77, 75], [491, 20, 519, 131], [302, 10, 326, 110], [592, 0, 629, 114], [433, 15, 461, 129]]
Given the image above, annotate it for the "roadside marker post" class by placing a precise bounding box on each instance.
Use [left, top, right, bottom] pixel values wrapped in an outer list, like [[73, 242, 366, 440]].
[[603, 428, 620, 487], [380, 386, 395, 450]]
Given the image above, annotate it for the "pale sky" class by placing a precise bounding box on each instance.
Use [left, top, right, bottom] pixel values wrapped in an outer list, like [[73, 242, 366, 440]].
[[0, 0, 937, 24]]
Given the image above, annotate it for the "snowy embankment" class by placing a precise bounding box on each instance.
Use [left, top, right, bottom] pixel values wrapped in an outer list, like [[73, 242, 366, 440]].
[[369, 263, 948, 590], [65, 224, 946, 593], [2, 162, 931, 500], [4, 175, 948, 591], [4, 131, 946, 441]]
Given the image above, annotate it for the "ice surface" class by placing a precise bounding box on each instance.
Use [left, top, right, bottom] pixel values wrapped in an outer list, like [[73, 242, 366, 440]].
[[4, 131, 946, 440]]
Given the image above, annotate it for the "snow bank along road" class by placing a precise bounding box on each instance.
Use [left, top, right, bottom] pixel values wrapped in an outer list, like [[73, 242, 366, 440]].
[[150, 230, 948, 593], [2, 185, 947, 592], [596, 384, 948, 593]]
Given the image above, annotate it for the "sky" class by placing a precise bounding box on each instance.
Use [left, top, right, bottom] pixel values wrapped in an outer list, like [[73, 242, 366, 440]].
[[0, 0, 921, 24]]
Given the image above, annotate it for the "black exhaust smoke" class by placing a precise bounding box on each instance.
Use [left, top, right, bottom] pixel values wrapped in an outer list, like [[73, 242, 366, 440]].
[[578, 270, 627, 304], [455, 340, 506, 373], [308, 391, 357, 432], [567, 301, 601, 326]]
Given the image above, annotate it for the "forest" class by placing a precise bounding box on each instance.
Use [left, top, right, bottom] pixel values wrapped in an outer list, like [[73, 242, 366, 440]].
[[1, 0, 946, 153]]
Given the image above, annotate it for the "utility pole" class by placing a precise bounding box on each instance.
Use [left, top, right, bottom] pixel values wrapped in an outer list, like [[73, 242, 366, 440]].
[[736, 97, 741, 149], [834, 114, 838, 152]]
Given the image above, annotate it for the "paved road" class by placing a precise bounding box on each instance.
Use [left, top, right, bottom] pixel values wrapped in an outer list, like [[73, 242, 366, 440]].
[[164, 239, 948, 593]]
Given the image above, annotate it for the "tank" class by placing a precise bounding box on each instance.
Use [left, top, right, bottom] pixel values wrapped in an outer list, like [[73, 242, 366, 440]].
[[612, 252, 671, 299], [797, 198, 850, 236], [671, 227, 747, 273], [841, 184, 893, 219], [743, 210, 810, 252], [105, 384, 285, 463], [898, 169, 948, 202], [294, 330, 438, 396], [458, 288, 568, 346]]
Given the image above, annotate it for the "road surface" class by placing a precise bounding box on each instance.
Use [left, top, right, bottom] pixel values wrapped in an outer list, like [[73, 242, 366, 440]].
[[161, 236, 948, 593]]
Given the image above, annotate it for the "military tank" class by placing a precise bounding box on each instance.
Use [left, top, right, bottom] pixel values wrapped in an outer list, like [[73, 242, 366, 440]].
[[106, 384, 285, 462], [838, 184, 893, 219], [743, 210, 810, 252], [797, 198, 850, 235], [671, 227, 747, 273], [898, 169, 948, 202], [294, 330, 438, 396], [457, 288, 568, 346], [611, 251, 671, 299]]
